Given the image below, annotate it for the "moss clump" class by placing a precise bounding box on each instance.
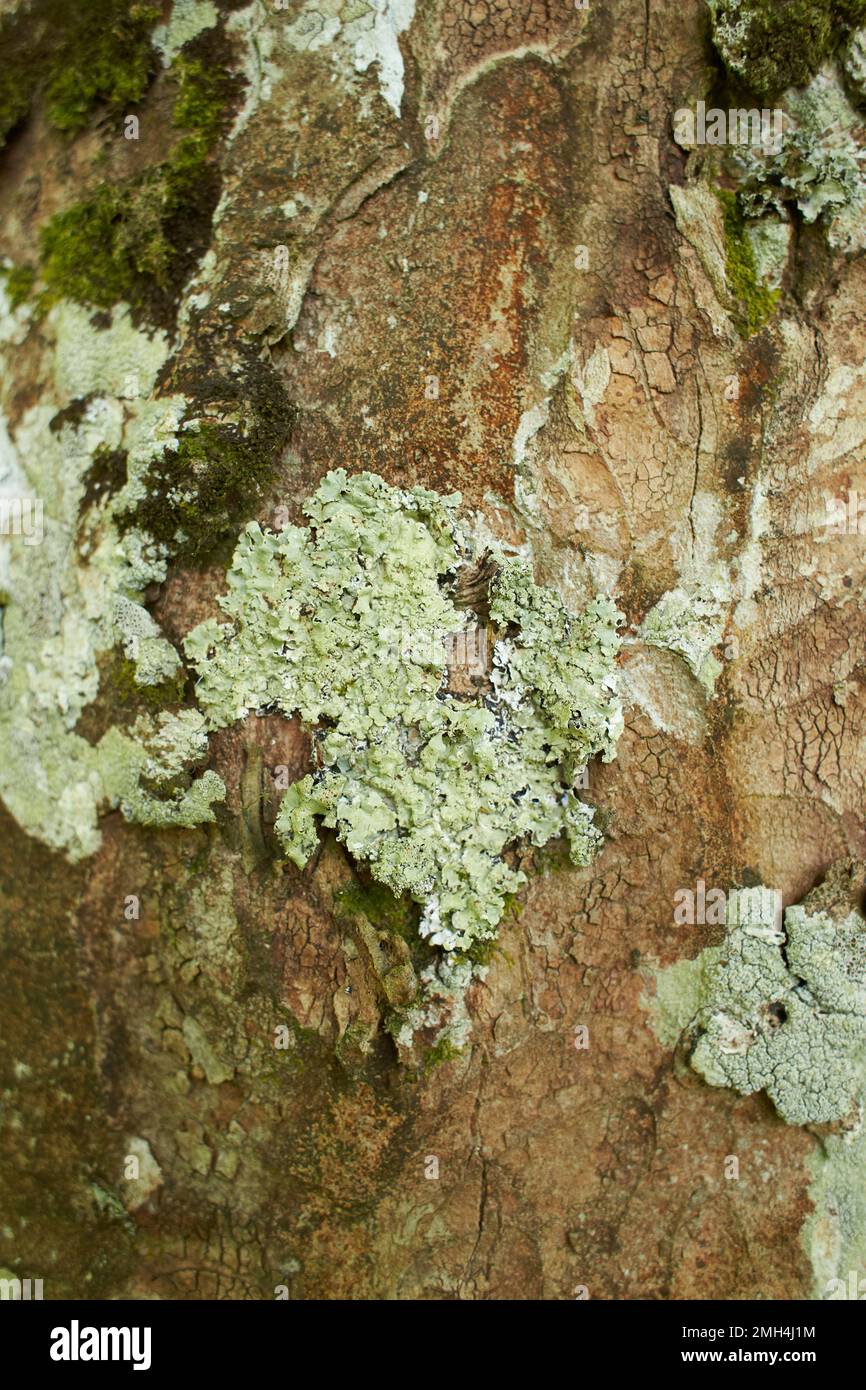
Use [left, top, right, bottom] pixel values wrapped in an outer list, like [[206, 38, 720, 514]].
[[0, 0, 159, 145], [44, 3, 160, 134], [129, 408, 294, 562], [107, 657, 186, 711], [717, 188, 779, 334], [38, 51, 234, 316], [709, 0, 866, 99], [76, 655, 186, 746], [125, 336, 295, 563], [334, 879, 418, 943], [0, 263, 36, 309], [40, 191, 140, 308], [423, 1036, 463, 1072], [170, 54, 229, 150]]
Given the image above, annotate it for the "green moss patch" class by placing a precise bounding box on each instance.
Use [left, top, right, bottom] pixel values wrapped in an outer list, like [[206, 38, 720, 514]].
[[128, 391, 295, 564], [0, 263, 36, 309], [38, 47, 236, 319], [709, 0, 866, 99], [0, 0, 160, 145], [717, 187, 779, 334], [334, 879, 419, 943]]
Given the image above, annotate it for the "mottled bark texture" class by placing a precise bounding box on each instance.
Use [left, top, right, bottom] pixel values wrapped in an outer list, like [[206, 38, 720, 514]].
[[0, 0, 864, 1300]]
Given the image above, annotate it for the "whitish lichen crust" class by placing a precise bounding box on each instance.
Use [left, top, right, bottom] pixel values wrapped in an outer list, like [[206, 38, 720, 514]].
[[0, 293, 224, 858], [186, 468, 623, 954], [735, 66, 866, 253]]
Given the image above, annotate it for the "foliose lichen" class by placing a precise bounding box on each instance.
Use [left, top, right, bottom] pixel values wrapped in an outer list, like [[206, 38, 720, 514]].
[[108, 709, 225, 828], [0, 293, 224, 859], [734, 66, 866, 252], [185, 469, 624, 956], [649, 884, 866, 1126]]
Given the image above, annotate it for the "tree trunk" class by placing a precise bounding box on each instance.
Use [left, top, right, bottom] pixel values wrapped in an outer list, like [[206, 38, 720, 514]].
[[1, 0, 864, 1301]]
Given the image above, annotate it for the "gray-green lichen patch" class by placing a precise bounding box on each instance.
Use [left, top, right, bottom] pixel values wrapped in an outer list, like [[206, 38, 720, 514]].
[[276, 0, 416, 117], [805, 1099, 866, 1297], [186, 469, 623, 957], [639, 582, 728, 694], [843, 25, 866, 98], [153, 0, 218, 67], [648, 865, 866, 1296], [106, 710, 225, 828], [0, 291, 224, 858], [744, 214, 791, 290], [647, 886, 866, 1126], [735, 65, 866, 252]]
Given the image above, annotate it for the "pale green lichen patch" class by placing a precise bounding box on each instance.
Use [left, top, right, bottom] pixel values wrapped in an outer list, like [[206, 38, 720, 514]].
[[638, 492, 735, 694], [0, 292, 223, 858], [805, 1102, 866, 1297], [186, 469, 623, 955], [153, 0, 218, 67], [735, 66, 866, 252], [102, 710, 225, 828], [843, 25, 866, 98], [640, 582, 728, 693], [649, 886, 866, 1126]]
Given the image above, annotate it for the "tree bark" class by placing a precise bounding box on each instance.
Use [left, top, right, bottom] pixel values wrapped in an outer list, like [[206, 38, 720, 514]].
[[0, 0, 864, 1301]]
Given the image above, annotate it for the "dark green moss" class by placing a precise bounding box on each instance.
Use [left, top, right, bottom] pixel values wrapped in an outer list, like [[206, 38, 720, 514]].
[[38, 47, 236, 318], [0, 60, 32, 147], [107, 656, 186, 711], [74, 652, 187, 746], [710, 0, 866, 99], [129, 412, 292, 562], [0, 263, 36, 309], [171, 54, 230, 149], [125, 343, 296, 562], [40, 188, 140, 308], [0, 0, 159, 146], [334, 878, 418, 943], [460, 934, 513, 971], [44, 3, 160, 134], [717, 188, 779, 335]]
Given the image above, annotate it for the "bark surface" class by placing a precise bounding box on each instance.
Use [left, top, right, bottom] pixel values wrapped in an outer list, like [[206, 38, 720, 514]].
[[0, 0, 864, 1300]]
